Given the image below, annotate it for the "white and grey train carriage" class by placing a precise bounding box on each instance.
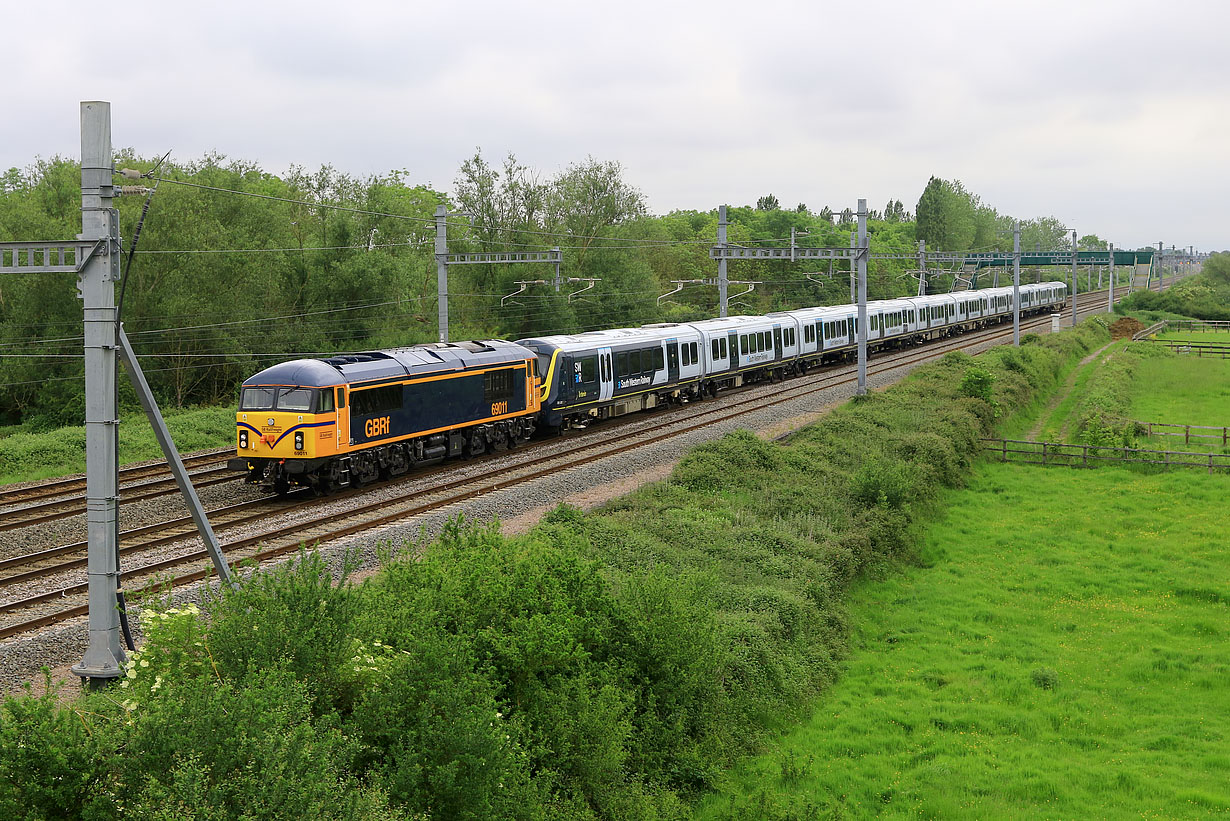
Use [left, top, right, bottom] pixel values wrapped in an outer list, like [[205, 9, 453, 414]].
[[517, 281, 1067, 428]]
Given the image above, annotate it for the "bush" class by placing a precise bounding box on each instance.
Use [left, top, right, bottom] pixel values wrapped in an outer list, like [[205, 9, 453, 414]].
[[0, 318, 1115, 819]]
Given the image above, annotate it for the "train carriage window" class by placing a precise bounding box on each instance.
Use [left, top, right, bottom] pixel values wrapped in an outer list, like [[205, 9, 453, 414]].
[[616, 352, 628, 377], [240, 387, 276, 410], [580, 356, 596, 383], [712, 338, 720, 360], [720, 337, 727, 358], [690, 341, 698, 362], [740, 335, 748, 355], [317, 389, 334, 413], [629, 350, 642, 374], [277, 387, 314, 412], [653, 347, 665, 370], [352, 385, 401, 416], [484, 369, 514, 402]]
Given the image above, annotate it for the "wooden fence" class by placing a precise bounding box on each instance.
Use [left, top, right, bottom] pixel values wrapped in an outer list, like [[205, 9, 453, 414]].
[[1145, 340, 1230, 358], [1133, 319, 1230, 352], [1134, 422, 1230, 446], [982, 438, 1230, 474], [1164, 319, 1230, 333]]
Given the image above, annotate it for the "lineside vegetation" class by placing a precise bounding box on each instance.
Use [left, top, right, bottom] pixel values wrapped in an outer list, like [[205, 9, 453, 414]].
[[0, 318, 1112, 819]]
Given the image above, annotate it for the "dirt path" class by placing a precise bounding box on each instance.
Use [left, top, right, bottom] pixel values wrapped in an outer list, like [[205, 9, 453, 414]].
[[1025, 341, 1117, 441]]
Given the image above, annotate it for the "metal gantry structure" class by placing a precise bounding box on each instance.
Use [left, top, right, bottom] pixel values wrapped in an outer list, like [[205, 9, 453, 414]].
[[0, 103, 233, 684]]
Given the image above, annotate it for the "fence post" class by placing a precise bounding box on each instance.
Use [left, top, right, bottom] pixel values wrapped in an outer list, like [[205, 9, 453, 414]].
[[1002, 439, 1007, 462], [1223, 426, 1227, 447], [1042, 442, 1048, 465], [1210, 454, 1214, 475], [1186, 425, 1191, 444], [1083, 445, 1088, 467]]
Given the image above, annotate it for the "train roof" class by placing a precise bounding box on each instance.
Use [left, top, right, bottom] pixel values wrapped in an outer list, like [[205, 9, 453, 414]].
[[242, 339, 531, 388]]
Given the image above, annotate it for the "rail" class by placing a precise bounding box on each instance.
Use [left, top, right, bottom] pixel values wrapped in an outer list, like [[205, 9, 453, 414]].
[[982, 438, 1230, 474]]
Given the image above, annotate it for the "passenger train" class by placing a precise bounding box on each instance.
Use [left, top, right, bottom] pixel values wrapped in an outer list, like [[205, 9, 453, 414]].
[[230, 282, 1067, 492]]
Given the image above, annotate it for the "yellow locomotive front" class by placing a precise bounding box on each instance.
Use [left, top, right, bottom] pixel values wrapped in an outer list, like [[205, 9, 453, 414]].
[[227, 359, 348, 493]]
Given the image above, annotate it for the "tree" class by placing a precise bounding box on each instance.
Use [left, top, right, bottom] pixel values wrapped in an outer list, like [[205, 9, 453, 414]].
[[915, 176, 976, 251], [548, 156, 646, 268], [1078, 233, 1107, 251], [755, 194, 780, 211], [819, 206, 834, 223]]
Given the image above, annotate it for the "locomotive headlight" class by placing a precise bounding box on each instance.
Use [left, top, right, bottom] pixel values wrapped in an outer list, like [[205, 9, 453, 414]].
[[294, 431, 304, 450], [239, 430, 249, 449]]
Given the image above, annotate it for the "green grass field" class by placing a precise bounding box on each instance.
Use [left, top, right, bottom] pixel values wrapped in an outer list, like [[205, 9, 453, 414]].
[[1129, 354, 1230, 428], [695, 462, 1230, 820], [0, 405, 235, 484]]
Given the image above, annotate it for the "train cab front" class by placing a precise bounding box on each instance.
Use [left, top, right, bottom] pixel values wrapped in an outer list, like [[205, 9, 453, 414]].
[[227, 359, 344, 493]]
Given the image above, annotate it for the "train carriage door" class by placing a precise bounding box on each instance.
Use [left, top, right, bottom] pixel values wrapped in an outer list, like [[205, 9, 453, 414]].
[[598, 346, 614, 401], [773, 326, 783, 360], [667, 339, 679, 382], [335, 386, 349, 449]]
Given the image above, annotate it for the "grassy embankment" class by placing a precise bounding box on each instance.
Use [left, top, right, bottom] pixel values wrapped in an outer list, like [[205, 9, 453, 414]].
[[0, 320, 1114, 819], [694, 463, 1230, 819], [0, 405, 235, 485], [695, 323, 1230, 819], [1032, 338, 1230, 455]]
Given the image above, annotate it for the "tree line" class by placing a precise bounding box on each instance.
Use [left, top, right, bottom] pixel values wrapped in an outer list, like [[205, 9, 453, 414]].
[[0, 154, 1098, 428]]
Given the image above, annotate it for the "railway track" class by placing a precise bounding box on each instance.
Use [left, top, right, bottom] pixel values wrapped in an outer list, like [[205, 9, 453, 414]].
[[0, 448, 236, 530], [0, 291, 1116, 639]]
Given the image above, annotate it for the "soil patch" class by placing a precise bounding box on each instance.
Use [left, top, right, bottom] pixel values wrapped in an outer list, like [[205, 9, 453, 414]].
[[1110, 317, 1146, 339]]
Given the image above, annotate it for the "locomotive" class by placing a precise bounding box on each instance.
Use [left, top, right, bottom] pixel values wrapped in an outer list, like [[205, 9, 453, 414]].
[[231, 282, 1067, 491], [228, 339, 540, 494]]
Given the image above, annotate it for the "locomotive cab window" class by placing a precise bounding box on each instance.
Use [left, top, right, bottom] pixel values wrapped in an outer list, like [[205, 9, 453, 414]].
[[484, 368, 514, 402], [240, 387, 276, 410], [317, 389, 334, 413], [277, 387, 314, 412], [336, 387, 346, 409]]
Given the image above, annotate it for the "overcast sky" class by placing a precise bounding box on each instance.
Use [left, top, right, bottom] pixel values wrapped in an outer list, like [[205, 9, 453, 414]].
[[6, 0, 1227, 251]]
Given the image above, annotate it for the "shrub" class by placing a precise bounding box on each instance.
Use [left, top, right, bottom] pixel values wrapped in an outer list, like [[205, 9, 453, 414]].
[[1030, 667, 1059, 690]]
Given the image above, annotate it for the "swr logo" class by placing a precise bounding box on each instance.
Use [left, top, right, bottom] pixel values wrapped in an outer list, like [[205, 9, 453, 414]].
[[365, 416, 390, 438]]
